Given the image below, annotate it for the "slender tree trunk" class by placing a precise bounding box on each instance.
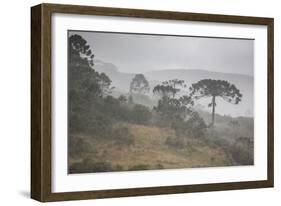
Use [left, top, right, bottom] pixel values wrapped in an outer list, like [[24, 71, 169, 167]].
[[129, 89, 133, 104], [211, 96, 216, 126], [172, 82, 175, 98]]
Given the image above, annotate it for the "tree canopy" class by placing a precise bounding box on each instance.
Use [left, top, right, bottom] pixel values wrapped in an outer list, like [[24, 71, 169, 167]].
[[130, 74, 150, 94], [189, 79, 242, 126], [162, 79, 186, 98], [153, 85, 175, 98], [69, 34, 94, 66]]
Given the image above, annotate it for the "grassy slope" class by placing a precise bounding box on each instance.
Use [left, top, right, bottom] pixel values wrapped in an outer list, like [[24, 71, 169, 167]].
[[69, 123, 232, 172]]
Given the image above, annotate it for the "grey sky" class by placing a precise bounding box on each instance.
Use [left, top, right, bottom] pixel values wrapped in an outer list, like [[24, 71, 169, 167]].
[[70, 31, 254, 76]]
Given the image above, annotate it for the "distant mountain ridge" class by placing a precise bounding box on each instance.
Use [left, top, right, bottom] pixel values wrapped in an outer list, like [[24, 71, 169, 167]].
[[146, 68, 253, 83], [93, 60, 253, 117]]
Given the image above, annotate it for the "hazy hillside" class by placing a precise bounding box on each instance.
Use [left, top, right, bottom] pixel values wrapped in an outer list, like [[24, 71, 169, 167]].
[[94, 60, 134, 93], [69, 123, 232, 173], [146, 69, 254, 117], [93, 60, 253, 117]]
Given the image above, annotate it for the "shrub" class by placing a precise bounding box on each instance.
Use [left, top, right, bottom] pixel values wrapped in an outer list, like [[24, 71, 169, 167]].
[[154, 97, 188, 127], [112, 126, 135, 146], [170, 111, 207, 139], [128, 164, 150, 171], [155, 163, 164, 169], [130, 104, 152, 124], [184, 112, 207, 138], [118, 95, 127, 104], [69, 103, 113, 138], [230, 137, 254, 165], [68, 137, 92, 158], [69, 157, 114, 173], [114, 164, 124, 171], [165, 136, 185, 149]]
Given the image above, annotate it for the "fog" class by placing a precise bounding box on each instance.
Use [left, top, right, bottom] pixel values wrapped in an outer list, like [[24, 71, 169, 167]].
[[69, 31, 254, 117], [70, 30, 254, 76]]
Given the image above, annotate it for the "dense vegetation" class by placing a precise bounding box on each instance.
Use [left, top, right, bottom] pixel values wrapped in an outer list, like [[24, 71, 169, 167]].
[[68, 34, 254, 173]]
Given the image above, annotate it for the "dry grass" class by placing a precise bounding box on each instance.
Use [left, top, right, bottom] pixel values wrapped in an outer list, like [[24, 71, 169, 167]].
[[69, 123, 231, 172]]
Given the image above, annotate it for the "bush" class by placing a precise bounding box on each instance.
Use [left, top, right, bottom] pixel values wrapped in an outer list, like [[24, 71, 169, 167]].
[[112, 126, 135, 146], [68, 137, 93, 158], [69, 102, 113, 138], [128, 164, 150, 171], [69, 158, 114, 173], [118, 95, 127, 104], [154, 97, 188, 127], [209, 135, 254, 166], [69, 157, 126, 173], [170, 111, 207, 139], [165, 136, 185, 149], [155, 163, 164, 169], [130, 104, 152, 124], [230, 137, 254, 165], [184, 112, 207, 138], [114, 164, 124, 171]]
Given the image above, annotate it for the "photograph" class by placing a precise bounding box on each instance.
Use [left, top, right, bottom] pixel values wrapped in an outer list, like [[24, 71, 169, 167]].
[[67, 30, 254, 174]]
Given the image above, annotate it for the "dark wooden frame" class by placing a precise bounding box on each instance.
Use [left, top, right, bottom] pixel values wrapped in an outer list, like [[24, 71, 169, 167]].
[[31, 3, 274, 202]]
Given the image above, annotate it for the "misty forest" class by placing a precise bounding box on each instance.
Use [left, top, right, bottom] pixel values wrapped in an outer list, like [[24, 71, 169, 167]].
[[68, 33, 254, 174]]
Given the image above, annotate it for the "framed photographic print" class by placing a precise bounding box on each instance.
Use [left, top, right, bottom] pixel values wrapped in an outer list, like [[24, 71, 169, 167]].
[[31, 3, 274, 202]]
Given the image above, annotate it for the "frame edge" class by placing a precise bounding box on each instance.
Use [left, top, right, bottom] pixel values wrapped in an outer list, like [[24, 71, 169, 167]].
[[31, 4, 43, 202], [267, 18, 274, 187], [43, 3, 273, 25], [30, 3, 274, 202]]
